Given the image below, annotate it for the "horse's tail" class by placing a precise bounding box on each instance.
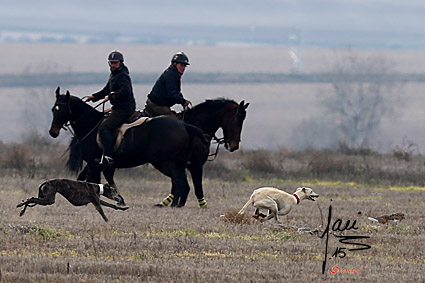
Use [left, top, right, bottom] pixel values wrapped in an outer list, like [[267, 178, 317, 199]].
[[66, 137, 83, 174], [183, 123, 209, 146]]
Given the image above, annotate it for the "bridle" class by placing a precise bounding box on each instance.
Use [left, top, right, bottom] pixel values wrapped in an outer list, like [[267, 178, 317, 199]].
[[207, 107, 244, 161], [52, 97, 106, 143]]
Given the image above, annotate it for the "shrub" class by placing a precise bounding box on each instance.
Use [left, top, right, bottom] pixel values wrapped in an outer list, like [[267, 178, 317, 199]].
[[306, 150, 357, 178], [240, 150, 281, 175]]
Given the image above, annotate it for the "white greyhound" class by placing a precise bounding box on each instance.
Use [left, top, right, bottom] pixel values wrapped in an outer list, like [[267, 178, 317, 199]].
[[238, 187, 319, 222]]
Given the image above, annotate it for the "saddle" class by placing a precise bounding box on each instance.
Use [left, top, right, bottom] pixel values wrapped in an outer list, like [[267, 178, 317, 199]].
[[96, 110, 149, 151]]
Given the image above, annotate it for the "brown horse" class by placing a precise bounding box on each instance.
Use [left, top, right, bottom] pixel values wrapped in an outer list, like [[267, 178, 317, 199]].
[[157, 98, 249, 208]]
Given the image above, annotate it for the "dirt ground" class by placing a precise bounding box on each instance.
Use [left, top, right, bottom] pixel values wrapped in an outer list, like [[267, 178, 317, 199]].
[[0, 170, 424, 282]]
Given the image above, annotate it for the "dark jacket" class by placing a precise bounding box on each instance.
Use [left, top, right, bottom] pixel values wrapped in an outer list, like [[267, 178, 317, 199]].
[[92, 64, 136, 111], [148, 65, 186, 107]]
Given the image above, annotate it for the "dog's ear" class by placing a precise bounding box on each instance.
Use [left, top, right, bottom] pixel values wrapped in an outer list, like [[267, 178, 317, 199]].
[[302, 187, 306, 192]]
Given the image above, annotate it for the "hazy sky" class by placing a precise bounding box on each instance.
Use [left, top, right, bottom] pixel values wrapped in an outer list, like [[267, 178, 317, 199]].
[[2, 0, 424, 34]]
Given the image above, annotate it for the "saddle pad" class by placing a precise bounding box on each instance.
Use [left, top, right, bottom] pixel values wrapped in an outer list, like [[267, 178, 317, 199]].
[[97, 117, 149, 151]]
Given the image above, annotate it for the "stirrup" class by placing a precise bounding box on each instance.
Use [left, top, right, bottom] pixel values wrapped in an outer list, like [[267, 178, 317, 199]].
[[99, 155, 114, 166]]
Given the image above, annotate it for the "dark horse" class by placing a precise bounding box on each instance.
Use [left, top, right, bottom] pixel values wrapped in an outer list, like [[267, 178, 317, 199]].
[[156, 98, 249, 208], [49, 87, 205, 207]]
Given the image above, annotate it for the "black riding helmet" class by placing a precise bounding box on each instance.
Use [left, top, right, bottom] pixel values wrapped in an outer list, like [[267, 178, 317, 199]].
[[171, 52, 190, 65], [108, 50, 124, 62]]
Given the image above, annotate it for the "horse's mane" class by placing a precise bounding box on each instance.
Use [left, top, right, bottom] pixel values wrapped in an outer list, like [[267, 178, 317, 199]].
[[69, 95, 81, 102], [68, 95, 100, 112], [187, 98, 237, 115], [69, 95, 87, 105]]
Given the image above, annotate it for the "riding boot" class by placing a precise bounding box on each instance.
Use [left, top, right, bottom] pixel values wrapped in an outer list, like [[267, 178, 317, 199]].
[[100, 129, 114, 166]]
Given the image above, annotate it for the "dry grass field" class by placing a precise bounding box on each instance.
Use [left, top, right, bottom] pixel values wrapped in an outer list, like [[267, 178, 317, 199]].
[[0, 141, 424, 282], [1, 43, 425, 282]]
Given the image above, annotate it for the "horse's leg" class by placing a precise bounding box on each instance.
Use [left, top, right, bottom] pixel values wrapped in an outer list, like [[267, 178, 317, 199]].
[[77, 165, 90, 181], [187, 164, 207, 208], [102, 165, 117, 188], [175, 170, 191, 207], [89, 163, 126, 206], [86, 163, 102, 184], [151, 161, 187, 207]]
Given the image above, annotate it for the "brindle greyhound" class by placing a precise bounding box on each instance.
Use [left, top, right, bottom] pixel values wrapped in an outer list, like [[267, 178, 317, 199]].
[[17, 179, 128, 222]]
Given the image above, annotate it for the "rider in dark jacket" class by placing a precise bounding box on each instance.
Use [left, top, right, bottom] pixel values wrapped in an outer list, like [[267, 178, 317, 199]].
[[143, 52, 191, 117], [86, 50, 136, 166]]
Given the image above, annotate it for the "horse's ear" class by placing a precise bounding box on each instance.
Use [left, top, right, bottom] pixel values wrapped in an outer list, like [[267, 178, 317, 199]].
[[65, 90, 70, 99], [239, 100, 249, 110], [55, 86, 60, 97]]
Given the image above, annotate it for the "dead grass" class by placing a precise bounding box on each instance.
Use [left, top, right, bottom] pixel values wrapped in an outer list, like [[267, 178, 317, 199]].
[[220, 209, 253, 225], [0, 143, 424, 282]]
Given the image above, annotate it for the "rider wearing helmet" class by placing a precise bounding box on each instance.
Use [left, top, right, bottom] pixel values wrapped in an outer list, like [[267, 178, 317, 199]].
[[86, 50, 136, 166], [142, 51, 191, 117]]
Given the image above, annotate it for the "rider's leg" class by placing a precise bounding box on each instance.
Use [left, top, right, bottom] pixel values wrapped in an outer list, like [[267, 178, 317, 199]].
[[98, 109, 133, 165], [100, 129, 114, 164], [143, 99, 175, 117]]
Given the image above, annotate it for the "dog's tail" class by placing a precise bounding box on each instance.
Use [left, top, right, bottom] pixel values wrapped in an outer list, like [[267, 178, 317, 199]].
[[238, 196, 253, 215]]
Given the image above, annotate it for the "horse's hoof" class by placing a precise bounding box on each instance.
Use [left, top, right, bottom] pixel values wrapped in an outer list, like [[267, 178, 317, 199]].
[[154, 203, 165, 208], [120, 206, 130, 210]]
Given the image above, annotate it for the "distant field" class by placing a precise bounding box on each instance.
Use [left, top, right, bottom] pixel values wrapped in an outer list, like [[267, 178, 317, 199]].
[[2, 43, 425, 152], [2, 81, 425, 152], [4, 43, 425, 74]]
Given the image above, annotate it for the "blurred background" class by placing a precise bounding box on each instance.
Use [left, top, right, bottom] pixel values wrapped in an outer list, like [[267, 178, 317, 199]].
[[1, 0, 425, 153]]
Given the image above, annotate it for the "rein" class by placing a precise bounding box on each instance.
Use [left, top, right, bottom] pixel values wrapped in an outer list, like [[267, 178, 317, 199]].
[[181, 101, 192, 121], [183, 102, 242, 162], [72, 100, 106, 125], [66, 118, 104, 144], [207, 135, 241, 161], [58, 98, 106, 144], [208, 136, 225, 161]]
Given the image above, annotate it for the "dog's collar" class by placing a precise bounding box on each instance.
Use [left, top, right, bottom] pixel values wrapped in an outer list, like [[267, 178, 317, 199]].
[[99, 184, 104, 196], [293, 193, 300, 205]]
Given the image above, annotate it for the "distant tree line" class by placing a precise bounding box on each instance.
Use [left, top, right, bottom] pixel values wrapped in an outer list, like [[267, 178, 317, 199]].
[[0, 72, 422, 88]]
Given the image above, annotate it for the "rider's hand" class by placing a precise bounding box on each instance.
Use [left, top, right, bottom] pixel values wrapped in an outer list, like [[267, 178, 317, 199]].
[[103, 96, 109, 102], [85, 95, 94, 102], [184, 100, 191, 107]]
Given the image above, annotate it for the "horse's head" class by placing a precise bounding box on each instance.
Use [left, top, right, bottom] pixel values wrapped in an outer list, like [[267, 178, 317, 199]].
[[222, 100, 249, 152], [49, 86, 71, 138]]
